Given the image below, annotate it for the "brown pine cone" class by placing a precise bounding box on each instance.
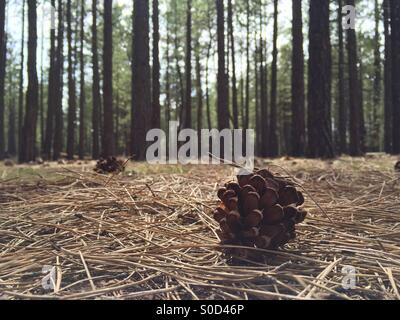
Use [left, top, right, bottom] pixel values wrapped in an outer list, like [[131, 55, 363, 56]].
[[94, 157, 126, 174], [213, 168, 307, 257]]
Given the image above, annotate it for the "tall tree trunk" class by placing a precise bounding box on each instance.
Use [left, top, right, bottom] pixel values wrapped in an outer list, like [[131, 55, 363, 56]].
[[152, 0, 160, 129], [92, 0, 101, 159], [291, 0, 305, 157], [39, 16, 45, 154], [165, 14, 171, 136], [21, 0, 39, 162], [132, 0, 151, 160], [255, 42, 260, 155], [0, 0, 6, 160], [338, 0, 347, 154], [79, 0, 86, 159], [268, 0, 279, 156], [347, 0, 362, 156], [372, 0, 381, 151], [384, 0, 392, 153], [8, 93, 16, 156], [103, 0, 115, 157], [183, 0, 192, 129], [390, 0, 400, 154], [216, 0, 229, 130], [228, 0, 238, 129], [18, 0, 26, 161], [244, 0, 250, 130], [259, 5, 268, 157], [53, 0, 64, 160], [66, 0, 77, 160], [44, 0, 57, 160], [195, 44, 203, 133], [307, 0, 334, 158], [205, 7, 213, 130]]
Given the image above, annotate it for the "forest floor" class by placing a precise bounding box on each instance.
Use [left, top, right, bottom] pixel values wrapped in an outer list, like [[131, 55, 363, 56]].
[[0, 155, 399, 300]]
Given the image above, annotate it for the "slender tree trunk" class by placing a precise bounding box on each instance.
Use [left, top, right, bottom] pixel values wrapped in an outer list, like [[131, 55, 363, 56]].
[[39, 16, 45, 154], [8, 93, 16, 157], [66, 0, 77, 159], [205, 8, 213, 130], [183, 0, 192, 129], [384, 0, 392, 153], [102, 0, 115, 157], [92, 0, 101, 159], [372, 0, 381, 151], [268, 0, 279, 156], [53, 0, 64, 160], [244, 0, 250, 130], [21, 0, 39, 162], [79, 0, 86, 159], [228, 0, 238, 129], [338, 0, 347, 154], [115, 92, 119, 153], [44, 0, 57, 160], [18, 0, 26, 161], [291, 0, 305, 157], [152, 0, 160, 129], [308, 0, 334, 158], [216, 0, 229, 130], [132, 0, 151, 160], [165, 15, 171, 136], [259, 5, 268, 157], [255, 42, 260, 155], [0, 0, 6, 160], [347, 0, 362, 156], [390, 0, 400, 154], [195, 45, 203, 133]]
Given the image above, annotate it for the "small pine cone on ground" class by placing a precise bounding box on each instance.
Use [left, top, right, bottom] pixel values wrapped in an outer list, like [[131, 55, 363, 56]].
[[213, 168, 307, 258], [395, 161, 400, 172], [94, 157, 126, 174]]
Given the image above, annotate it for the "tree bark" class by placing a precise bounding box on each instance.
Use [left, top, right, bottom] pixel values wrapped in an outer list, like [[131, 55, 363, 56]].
[[291, 0, 305, 157], [44, 0, 57, 160], [53, 0, 64, 160], [195, 44, 203, 133], [244, 0, 250, 130], [347, 0, 362, 156], [66, 0, 77, 160], [18, 0, 26, 161], [183, 0, 192, 129], [79, 0, 86, 159], [91, 0, 101, 159], [390, 0, 400, 154], [228, 0, 238, 129], [216, 0, 229, 130], [338, 0, 347, 154], [102, 0, 115, 157], [384, 0, 392, 153], [152, 0, 161, 129], [21, 0, 39, 162], [259, 4, 268, 157], [132, 0, 151, 160], [268, 0, 279, 157], [0, 0, 6, 160], [371, 0, 381, 151], [307, 0, 334, 158]]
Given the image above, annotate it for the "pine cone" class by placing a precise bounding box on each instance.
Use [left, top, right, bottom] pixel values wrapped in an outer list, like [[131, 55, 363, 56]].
[[213, 168, 307, 257], [94, 157, 126, 174]]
